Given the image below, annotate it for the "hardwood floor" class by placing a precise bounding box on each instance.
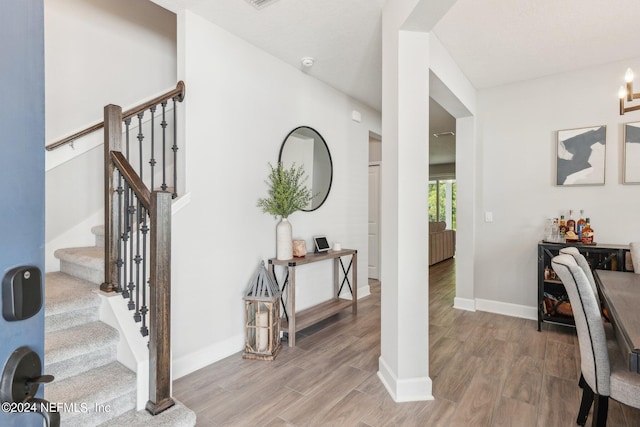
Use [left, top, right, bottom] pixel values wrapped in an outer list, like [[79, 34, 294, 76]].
[[173, 258, 640, 426]]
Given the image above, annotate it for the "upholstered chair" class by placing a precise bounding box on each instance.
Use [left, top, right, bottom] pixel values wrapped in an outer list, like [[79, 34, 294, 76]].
[[551, 254, 640, 427], [629, 242, 640, 273], [559, 247, 598, 301]]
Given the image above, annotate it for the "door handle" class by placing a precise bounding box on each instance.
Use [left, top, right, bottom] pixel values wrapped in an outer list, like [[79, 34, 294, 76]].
[[1, 346, 59, 427]]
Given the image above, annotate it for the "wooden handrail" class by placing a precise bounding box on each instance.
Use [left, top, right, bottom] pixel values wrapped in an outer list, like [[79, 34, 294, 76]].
[[110, 151, 152, 210], [45, 81, 185, 151], [123, 81, 185, 121]]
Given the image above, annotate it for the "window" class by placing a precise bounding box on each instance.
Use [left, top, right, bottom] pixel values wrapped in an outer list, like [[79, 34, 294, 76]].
[[428, 179, 456, 230]]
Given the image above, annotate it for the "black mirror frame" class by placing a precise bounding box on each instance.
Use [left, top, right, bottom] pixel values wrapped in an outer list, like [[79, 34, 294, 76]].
[[278, 126, 333, 212]]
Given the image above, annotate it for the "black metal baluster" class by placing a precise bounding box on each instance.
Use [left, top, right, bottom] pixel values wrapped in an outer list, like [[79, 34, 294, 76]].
[[133, 198, 142, 322], [127, 188, 136, 310], [121, 181, 130, 299], [149, 106, 156, 191], [160, 101, 168, 191], [137, 112, 144, 183], [116, 171, 124, 293], [124, 118, 131, 160], [140, 206, 149, 337], [172, 97, 178, 198]]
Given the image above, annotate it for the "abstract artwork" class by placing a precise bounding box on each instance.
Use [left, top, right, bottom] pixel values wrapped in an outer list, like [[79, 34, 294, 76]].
[[556, 125, 606, 186], [624, 122, 640, 184]]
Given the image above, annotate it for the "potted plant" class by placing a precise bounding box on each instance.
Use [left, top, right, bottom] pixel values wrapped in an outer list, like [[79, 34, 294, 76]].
[[257, 162, 314, 260]]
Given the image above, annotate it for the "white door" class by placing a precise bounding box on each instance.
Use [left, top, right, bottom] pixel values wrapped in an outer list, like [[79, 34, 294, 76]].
[[368, 164, 381, 279]]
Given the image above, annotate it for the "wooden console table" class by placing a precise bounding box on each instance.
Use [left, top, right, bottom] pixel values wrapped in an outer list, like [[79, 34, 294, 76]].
[[268, 249, 357, 347]]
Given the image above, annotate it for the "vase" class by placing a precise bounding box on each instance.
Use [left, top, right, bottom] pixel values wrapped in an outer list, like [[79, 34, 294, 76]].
[[276, 217, 293, 260]]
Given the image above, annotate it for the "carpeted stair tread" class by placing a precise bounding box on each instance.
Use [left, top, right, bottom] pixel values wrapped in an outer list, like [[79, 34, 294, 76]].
[[54, 245, 104, 265], [45, 321, 118, 367], [91, 225, 105, 247], [45, 272, 101, 332], [45, 272, 100, 316], [100, 399, 197, 427], [54, 246, 104, 285], [45, 362, 136, 426]]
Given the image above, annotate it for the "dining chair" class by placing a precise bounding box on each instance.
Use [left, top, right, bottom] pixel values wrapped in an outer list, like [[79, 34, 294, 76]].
[[629, 242, 640, 273], [559, 247, 598, 301], [551, 254, 640, 426]]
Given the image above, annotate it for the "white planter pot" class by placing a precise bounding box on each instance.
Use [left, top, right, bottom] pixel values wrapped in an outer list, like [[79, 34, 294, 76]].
[[276, 217, 293, 260]]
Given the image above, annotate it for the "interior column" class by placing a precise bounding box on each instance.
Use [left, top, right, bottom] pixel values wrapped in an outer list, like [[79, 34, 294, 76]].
[[378, 20, 432, 401]]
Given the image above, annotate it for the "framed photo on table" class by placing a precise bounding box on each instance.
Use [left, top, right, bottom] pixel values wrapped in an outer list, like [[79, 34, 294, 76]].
[[624, 121, 640, 184], [556, 125, 606, 186]]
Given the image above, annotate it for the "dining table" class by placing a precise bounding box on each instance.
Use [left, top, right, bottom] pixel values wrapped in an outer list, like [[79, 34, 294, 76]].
[[594, 269, 640, 374]]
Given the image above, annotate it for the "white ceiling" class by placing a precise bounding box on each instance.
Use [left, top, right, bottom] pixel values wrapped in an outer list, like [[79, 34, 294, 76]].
[[178, 0, 385, 111], [156, 0, 640, 164], [433, 0, 640, 90], [429, 98, 455, 165]]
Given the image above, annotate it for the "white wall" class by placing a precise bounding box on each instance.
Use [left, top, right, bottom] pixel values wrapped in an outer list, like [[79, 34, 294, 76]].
[[45, 0, 176, 143], [475, 58, 640, 313], [170, 10, 381, 377], [427, 34, 478, 309], [44, 0, 177, 270]]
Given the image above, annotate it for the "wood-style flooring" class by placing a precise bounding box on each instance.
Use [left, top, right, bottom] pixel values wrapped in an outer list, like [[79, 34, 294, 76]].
[[173, 258, 640, 426]]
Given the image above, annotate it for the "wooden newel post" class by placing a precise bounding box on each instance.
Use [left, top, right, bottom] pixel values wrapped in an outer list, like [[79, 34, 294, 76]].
[[102, 104, 122, 293], [146, 190, 175, 415]]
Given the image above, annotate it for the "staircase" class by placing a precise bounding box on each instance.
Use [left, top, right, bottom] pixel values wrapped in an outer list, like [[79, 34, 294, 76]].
[[44, 226, 196, 426]]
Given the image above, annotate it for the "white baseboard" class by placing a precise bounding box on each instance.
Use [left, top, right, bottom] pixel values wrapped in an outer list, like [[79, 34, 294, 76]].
[[338, 284, 370, 300], [172, 191, 191, 214], [377, 356, 433, 402], [453, 296, 476, 312], [172, 334, 244, 380], [358, 284, 371, 299], [475, 298, 537, 321]]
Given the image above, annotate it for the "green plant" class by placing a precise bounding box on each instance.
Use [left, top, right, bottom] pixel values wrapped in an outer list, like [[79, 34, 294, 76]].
[[257, 162, 314, 219]]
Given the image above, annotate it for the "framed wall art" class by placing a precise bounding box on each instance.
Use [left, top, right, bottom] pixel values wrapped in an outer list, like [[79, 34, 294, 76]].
[[624, 121, 640, 184], [556, 125, 606, 186]]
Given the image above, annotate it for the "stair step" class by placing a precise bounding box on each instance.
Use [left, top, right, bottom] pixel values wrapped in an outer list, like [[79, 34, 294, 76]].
[[91, 225, 105, 247], [45, 272, 101, 332], [101, 399, 196, 427], [45, 362, 136, 427], [45, 321, 118, 381], [55, 246, 104, 285]]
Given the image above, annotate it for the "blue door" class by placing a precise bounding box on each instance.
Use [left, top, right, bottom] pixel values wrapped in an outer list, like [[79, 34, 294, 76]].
[[0, 1, 45, 425]]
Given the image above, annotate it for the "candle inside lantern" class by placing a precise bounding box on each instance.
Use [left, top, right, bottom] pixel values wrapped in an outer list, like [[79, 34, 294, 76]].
[[257, 311, 269, 352]]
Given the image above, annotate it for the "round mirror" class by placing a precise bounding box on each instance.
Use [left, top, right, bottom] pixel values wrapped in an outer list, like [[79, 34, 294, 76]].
[[279, 126, 333, 211]]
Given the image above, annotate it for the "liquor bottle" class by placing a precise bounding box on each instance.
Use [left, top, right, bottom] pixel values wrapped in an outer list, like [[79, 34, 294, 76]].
[[576, 210, 586, 240], [581, 218, 594, 244], [559, 215, 567, 237], [565, 226, 579, 242], [566, 210, 576, 236]]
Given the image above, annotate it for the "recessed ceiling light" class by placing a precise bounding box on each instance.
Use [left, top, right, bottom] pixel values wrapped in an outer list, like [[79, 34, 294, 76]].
[[245, 0, 279, 10], [301, 57, 315, 68]]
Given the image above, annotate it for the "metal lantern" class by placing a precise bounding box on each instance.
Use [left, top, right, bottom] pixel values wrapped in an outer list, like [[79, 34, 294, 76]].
[[243, 261, 282, 360]]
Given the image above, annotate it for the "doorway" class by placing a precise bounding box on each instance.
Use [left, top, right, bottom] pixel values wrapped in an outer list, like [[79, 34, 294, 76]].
[[369, 132, 382, 280]]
